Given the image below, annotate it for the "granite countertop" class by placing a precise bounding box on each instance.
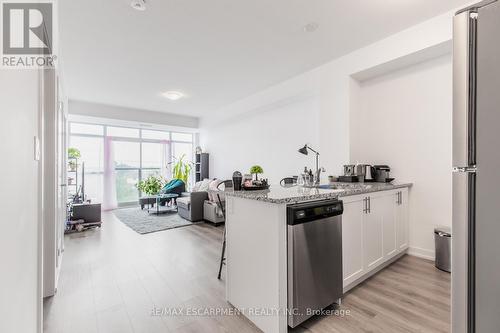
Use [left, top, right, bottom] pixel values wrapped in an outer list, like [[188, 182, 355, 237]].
[[223, 182, 412, 204], [335, 182, 413, 197]]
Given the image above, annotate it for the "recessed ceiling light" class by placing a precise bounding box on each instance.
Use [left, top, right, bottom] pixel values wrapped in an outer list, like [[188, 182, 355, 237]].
[[131, 0, 146, 11], [303, 22, 319, 33], [162, 91, 185, 101]]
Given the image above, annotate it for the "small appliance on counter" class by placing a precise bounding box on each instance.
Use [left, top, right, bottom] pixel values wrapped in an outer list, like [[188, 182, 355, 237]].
[[343, 164, 356, 176], [372, 165, 394, 183], [355, 164, 373, 182], [232, 171, 243, 191], [339, 164, 358, 182]]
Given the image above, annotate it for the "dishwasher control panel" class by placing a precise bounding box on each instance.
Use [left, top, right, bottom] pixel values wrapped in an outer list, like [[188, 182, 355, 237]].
[[287, 200, 343, 225]]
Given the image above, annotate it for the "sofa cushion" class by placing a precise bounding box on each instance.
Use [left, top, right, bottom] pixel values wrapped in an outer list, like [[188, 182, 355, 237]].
[[198, 178, 212, 192], [176, 197, 191, 210], [192, 181, 202, 192]]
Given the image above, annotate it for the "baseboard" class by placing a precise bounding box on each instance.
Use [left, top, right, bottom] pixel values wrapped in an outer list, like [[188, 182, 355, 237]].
[[407, 246, 435, 261]]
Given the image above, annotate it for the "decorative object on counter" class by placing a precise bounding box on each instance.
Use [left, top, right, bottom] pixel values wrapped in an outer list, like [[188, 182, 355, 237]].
[[343, 164, 356, 176], [195, 146, 202, 154], [298, 144, 325, 185], [249, 165, 264, 180], [232, 171, 243, 191], [243, 173, 252, 183], [243, 178, 269, 191]]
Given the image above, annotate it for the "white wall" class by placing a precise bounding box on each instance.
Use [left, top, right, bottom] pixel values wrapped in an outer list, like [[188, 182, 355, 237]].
[[69, 100, 199, 129], [350, 55, 453, 259], [201, 8, 463, 259], [201, 93, 321, 181], [201, 9, 457, 181], [0, 70, 42, 333]]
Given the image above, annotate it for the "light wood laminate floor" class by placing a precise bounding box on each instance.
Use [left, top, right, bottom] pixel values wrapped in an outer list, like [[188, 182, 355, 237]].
[[44, 211, 450, 333]]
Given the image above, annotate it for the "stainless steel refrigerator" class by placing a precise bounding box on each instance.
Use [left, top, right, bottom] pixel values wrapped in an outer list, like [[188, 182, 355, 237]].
[[453, 1, 500, 332]]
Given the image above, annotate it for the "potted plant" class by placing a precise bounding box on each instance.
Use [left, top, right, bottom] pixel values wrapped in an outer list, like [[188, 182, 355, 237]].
[[136, 175, 166, 196], [172, 154, 192, 184], [68, 147, 81, 159], [250, 165, 264, 181]]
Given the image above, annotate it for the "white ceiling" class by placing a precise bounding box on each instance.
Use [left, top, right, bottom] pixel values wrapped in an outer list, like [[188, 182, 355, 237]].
[[60, 0, 470, 118]]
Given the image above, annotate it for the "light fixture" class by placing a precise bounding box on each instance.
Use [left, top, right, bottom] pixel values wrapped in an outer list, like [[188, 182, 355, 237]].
[[131, 0, 146, 11], [303, 22, 319, 33], [298, 144, 323, 185], [162, 91, 185, 101], [298, 145, 309, 155]]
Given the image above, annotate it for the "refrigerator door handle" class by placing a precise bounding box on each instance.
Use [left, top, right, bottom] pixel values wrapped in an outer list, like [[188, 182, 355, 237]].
[[453, 166, 478, 173], [453, 10, 478, 167]]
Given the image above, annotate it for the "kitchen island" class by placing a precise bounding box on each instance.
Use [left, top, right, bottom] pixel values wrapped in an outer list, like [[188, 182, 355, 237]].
[[224, 182, 412, 333]]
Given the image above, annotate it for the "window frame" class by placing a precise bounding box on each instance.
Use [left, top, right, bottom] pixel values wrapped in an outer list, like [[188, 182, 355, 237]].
[[68, 122, 195, 206]]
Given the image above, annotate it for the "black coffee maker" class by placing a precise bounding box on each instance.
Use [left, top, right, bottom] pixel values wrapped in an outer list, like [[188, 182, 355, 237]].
[[232, 171, 243, 191], [371, 165, 391, 182]]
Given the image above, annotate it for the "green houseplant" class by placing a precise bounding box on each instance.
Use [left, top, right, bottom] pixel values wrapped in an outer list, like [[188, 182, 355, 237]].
[[68, 147, 81, 159], [172, 154, 192, 184], [250, 165, 264, 181], [136, 175, 165, 196]]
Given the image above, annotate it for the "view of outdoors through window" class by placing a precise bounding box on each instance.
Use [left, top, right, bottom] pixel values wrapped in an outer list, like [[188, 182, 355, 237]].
[[69, 122, 194, 205]]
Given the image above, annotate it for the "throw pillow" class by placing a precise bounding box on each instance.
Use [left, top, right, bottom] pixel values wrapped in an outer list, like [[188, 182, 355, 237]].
[[208, 179, 223, 201], [192, 181, 202, 192], [198, 178, 212, 192]]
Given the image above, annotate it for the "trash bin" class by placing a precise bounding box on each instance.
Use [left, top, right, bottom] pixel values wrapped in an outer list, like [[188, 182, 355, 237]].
[[434, 226, 451, 272]]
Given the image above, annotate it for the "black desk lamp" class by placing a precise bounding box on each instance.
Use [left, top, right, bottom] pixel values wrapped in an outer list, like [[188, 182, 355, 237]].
[[298, 144, 322, 185]]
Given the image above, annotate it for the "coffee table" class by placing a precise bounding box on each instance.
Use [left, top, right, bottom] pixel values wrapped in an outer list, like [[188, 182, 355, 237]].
[[148, 193, 179, 215]]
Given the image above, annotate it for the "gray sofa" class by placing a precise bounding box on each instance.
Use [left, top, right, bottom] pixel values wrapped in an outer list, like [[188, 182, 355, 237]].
[[177, 191, 208, 222]]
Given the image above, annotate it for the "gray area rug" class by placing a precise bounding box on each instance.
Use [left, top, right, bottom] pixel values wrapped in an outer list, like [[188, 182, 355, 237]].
[[113, 207, 193, 234]]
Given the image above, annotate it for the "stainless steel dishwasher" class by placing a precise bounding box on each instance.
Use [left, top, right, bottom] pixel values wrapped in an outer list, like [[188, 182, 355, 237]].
[[287, 199, 343, 328]]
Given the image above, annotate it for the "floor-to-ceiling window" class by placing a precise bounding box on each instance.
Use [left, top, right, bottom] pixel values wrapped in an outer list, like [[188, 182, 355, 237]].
[[69, 122, 194, 206]]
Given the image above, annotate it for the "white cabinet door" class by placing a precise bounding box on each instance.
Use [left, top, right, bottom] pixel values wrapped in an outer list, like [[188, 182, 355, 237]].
[[396, 188, 409, 251], [342, 197, 365, 287], [363, 195, 384, 271], [381, 193, 398, 259]]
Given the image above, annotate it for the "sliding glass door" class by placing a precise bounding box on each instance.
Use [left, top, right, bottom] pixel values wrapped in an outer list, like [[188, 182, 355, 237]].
[[141, 142, 163, 180], [114, 141, 140, 204]]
